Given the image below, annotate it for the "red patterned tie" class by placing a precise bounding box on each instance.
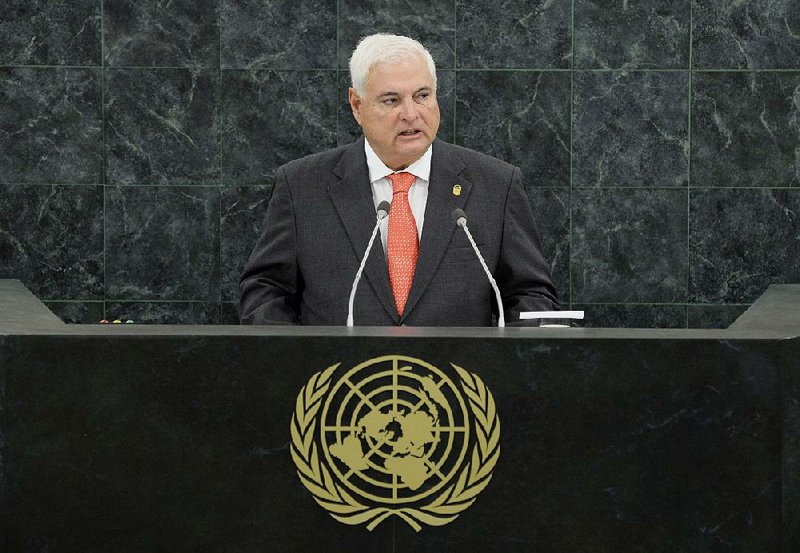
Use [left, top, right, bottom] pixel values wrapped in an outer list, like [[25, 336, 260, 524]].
[[386, 172, 419, 316]]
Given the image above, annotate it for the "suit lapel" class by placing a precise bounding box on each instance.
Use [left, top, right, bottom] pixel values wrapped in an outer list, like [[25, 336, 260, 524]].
[[328, 139, 398, 323], [400, 140, 471, 323]]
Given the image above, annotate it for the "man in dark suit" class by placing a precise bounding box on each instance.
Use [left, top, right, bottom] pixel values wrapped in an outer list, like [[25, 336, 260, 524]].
[[240, 34, 558, 326]]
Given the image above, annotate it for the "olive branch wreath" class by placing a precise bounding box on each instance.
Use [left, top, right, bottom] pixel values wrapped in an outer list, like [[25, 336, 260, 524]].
[[289, 362, 500, 532]]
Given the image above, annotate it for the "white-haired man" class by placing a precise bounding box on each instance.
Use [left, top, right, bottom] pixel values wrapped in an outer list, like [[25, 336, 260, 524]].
[[240, 34, 558, 326]]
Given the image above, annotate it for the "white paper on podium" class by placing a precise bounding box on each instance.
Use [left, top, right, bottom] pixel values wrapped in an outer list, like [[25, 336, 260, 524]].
[[519, 310, 585, 320]]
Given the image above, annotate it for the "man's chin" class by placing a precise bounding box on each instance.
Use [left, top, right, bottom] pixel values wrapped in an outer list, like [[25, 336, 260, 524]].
[[397, 135, 432, 152], [390, 148, 429, 170]]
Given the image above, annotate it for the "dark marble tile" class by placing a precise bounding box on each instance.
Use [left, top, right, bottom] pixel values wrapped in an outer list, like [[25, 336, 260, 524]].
[[456, 71, 570, 187], [221, 301, 240, 324], [220, 0, 336, 69], [338, 0, 455, 69], [0, 185, 103, 300], [221, 185, 273, 302], [690, 189, 800, 303], [573, 303, 687, 328], [572, 189, 688, 303], [456, 0, 571, 68], [687, 304, 750, 329], [526, 188, 570, 304], [105, 186, 220, 301], [0, 0, 101, 65], [338, 70, 455, 147], [574, 71, 689, 188], [104, 0, 219, 67], [575, 0, 690, 69], [692, 72, 800, 188], [338, 71, 362, 147], [44, 301, 105, 324], [220, 70, 337, 185], [0, 68, 102, 184], [106, 68, 219, 185], [693, 0, 800, 69], [106, 302, 220, 324]]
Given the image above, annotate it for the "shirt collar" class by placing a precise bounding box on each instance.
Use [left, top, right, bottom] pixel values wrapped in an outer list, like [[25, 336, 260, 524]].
[[364, 139, 432, 184]]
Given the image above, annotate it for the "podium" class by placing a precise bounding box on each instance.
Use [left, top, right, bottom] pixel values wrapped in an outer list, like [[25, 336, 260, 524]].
[[1, 279, 798, 552]]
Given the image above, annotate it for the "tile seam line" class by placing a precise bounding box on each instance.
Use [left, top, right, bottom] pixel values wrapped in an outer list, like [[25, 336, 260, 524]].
[[335, 0, 340, 147], [217, 0, 223, 323], [453, 0, 458, 143], [101, 0, 107, 320]]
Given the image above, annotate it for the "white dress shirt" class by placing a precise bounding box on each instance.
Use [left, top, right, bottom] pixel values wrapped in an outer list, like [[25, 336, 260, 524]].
[[364, 139, 432, 254]]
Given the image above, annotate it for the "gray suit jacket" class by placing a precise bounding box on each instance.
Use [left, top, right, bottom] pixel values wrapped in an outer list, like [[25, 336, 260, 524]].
[[239, 138, 559, 326]]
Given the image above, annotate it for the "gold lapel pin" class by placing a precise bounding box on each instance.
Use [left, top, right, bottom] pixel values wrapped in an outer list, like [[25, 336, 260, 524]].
[[452, 184, 462, 196]]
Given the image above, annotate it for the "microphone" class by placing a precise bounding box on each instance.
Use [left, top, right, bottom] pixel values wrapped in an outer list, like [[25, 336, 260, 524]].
[[451, 208, 505, 328], [347, 201, 391, 327]]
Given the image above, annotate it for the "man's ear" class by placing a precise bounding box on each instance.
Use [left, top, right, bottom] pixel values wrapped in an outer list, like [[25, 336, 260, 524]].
[[348, 88, 363, 126]]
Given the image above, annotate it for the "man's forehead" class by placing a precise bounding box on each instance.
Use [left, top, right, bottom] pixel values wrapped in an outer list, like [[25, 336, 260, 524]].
[[366, 56, 434, 90]]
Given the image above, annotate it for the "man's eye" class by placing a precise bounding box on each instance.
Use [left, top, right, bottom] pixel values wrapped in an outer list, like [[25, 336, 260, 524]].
[[382, 98, 398, 105]]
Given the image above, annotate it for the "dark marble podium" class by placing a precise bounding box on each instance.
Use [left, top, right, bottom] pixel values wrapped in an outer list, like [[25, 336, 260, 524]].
[[1, 280, 798, 553]]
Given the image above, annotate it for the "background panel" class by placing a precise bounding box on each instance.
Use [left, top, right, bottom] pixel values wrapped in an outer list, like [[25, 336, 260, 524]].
[[456, 71, 571, 188], [573, 71, 688, 188], [338, 0, 455, 69], [0, 0, 101, 66], [104, 0, 219, 68], [0, 68, 102, 185], [689, 189, 800, 303], [456, 0, 572, 68], [574, 304, 687, 329], [692, 72, 800, 189], [220, 0, 336, 69], [105, 186, 221, 301], [692, 0, 800, 69], [572, 189, 688, 304], [105, 68, 219, 186], [220, 70, 338, 185], [0, 184, 103, 300], [575, 0, 690, 69]]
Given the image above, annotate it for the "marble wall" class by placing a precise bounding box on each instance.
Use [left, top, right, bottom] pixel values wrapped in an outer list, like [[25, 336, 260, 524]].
[[1, 0, 799, 327]]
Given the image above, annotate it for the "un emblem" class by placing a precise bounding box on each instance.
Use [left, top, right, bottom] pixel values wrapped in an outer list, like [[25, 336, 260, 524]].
[[290, 355, 500, 531]]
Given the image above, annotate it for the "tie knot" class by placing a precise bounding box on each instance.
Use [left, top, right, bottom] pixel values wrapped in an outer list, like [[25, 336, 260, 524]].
[[387, 172, 415, 194]]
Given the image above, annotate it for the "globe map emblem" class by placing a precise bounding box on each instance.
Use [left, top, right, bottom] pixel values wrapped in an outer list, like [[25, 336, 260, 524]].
[[290, 355, 500, 531], [321, 355, 470, 504]]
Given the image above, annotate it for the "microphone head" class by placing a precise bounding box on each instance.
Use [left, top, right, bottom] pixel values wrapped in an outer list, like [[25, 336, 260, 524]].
[[451, 208, 467, 227], [376, 200, 391, 220]]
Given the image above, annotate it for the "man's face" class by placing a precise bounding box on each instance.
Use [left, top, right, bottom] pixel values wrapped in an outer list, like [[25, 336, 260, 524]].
[[349, 55, 440, 171]]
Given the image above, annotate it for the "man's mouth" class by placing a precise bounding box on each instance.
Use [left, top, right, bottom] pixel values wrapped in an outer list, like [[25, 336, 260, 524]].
[[398, 130, 422, 137]]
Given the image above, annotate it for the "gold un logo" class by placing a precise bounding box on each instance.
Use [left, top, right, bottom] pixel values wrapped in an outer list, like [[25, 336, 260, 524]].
[[290, 355, 500, 531]]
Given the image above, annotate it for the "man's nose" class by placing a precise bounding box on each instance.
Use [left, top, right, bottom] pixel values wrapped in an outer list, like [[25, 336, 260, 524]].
[[399, 98, 419, 120]]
